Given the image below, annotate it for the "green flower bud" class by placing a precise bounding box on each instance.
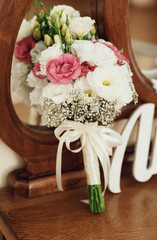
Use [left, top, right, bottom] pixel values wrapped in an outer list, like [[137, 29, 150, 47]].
[[54, 34, 61, 44], [61, 23, 68, 36], [33, 28, 41, 40], [44, 34, 53, 47], [65, 31, 73, 45], [33, 21, 40, 30], [39, 10, 45, 19]]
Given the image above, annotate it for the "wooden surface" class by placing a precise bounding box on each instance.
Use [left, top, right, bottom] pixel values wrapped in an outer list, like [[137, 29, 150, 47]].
[[7, 168, 86, 198], [0, 163, 157, 240]]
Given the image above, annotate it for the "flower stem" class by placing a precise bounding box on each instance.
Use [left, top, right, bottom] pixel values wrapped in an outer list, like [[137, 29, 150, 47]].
[[87, 185, 105, 213]]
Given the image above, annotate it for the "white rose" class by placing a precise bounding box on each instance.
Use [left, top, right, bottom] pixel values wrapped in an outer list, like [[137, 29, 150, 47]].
[[87, 65, 133, 109], [69, 17, 95, 38], [30, 41, 47, 64], [42, 82, 73, 104], [39, 44, 63, 76], [72, 40, 117, 66]]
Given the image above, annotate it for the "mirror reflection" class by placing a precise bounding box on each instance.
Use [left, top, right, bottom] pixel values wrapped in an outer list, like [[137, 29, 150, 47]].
[[11, 0, 157, 126], [11, 0, 92, 126], [129, 0, 157, 92]]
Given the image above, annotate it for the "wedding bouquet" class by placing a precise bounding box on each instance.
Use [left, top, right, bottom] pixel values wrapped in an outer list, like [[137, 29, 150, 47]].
[[13, 1, 138, 213]]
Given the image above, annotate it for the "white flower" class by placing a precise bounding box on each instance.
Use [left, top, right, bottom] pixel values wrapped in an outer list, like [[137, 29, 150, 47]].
[[13, 85, 32, 105], [74, 77, 92, 94], [30, 41, 47, 64], [87, 65, 133, 109], [28, 73, 48, 106], [72, 40, 117, 66], [30, 16, 36, 29], [38, 44, 63, 76], [69, 17, 95, 38], [26, 71, 46, 88], [50, 5, 80, 22], [17, 17, 35, 41], [15, 62, 31, 78], [42, 82, 73, 104], [96, 39, 113, 45], [11, 62, 31, 91]]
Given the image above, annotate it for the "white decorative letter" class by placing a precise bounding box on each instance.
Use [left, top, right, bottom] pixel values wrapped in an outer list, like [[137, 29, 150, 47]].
[[109, 103, 156, 193]]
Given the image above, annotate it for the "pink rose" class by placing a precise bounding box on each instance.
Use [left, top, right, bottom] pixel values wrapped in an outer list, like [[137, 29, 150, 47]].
[[32, 61, 45, 79], [81, 61, 97, 77], [14, 36, 36, 63], [46, 53, 81, 84], [94, 41, 129, 64]]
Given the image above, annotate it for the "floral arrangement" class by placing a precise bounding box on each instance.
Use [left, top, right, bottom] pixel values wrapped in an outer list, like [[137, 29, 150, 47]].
[[12, 1, 138, 213]]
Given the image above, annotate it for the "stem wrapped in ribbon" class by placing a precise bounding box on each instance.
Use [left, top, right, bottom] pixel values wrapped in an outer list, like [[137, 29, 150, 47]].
[[54, 120, 122, 213]]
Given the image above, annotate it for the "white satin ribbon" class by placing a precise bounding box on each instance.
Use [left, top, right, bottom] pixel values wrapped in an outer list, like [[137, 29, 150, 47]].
[[54, 120, 122, 194]]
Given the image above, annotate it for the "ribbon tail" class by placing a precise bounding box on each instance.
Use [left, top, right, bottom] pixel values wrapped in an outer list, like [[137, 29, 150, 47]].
[[56, 137, 65, 191], [98, 150, 110, 196]]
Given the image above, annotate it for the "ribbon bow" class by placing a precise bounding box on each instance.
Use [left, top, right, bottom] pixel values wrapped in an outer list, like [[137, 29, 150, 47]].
[[54, 120, 122, 193]]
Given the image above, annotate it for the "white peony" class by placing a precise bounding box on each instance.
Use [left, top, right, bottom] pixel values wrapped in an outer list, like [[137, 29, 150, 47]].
[[38, 44, 63, 76], [30, 41, 47, 64], [72, 40, 117, 66], [42, 82, 73, 104], [86, 65, 133, 109], [69, 17, 95, 38], [50, 5, 80, 21]]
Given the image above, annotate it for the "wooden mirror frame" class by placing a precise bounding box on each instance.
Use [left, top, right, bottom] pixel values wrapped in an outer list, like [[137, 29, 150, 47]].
[[0, 0, 156, 197]]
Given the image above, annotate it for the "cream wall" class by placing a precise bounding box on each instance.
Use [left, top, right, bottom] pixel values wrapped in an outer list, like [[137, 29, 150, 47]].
[[0, 138, 24, 188]]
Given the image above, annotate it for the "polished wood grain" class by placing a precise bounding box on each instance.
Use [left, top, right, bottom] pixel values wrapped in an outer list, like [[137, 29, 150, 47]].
[[0, 164, 157, 240], [0, 0, 157, 198]]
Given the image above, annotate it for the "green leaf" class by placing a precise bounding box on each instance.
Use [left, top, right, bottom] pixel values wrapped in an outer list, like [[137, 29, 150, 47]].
[[120, 46, 125, 54]]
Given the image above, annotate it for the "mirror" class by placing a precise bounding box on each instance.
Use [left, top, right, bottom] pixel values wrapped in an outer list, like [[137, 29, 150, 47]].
[[1, 0, 157, 197], [129, 0, 157, 93], [11, 0, 92, 126]]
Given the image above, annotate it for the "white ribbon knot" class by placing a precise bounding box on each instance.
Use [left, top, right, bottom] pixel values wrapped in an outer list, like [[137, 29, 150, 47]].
[[54, 120, 122, 193]]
